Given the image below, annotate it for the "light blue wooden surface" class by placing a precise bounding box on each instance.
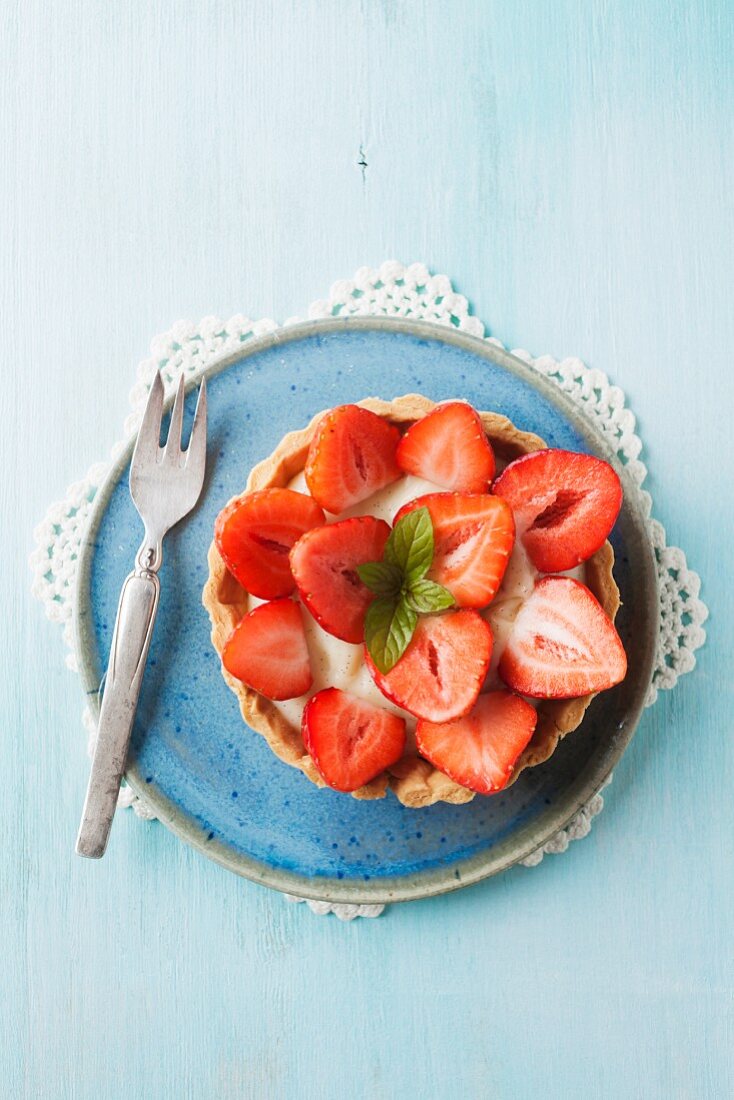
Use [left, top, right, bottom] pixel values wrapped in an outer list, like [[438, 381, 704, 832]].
[[3, 1, 732, 1097]]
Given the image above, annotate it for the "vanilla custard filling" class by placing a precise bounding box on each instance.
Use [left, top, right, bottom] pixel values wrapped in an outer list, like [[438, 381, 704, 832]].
[[249, 472, 585, 734]]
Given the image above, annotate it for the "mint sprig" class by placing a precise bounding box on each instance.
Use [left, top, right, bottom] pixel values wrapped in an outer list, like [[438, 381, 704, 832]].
[[364, 597, 418, 675], [357, 506, 455, 674], [405, 578, 456, 614], [356, 560, 403, 599], [383, 506, 434, 586]]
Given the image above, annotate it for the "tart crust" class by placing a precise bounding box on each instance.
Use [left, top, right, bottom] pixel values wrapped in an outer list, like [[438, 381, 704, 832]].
[[203, 394, 621, 808]]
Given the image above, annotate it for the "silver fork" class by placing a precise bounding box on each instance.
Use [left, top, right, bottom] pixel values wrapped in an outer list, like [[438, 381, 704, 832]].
[[76, 370, 207, 858]]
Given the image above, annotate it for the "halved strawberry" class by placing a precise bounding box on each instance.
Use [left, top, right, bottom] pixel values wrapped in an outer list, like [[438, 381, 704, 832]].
[[365, 610, 493, 722], [305, 404, 401, 513], [499, 576, 627, 698], [214, 488, 325, 599], [492, 449, 622, 572], [302, 688, 406, 792], [222, 599, 312, 700], [394, 493, 515, 608], [396, 401, 496, 491], [290, 516, 391, 643], [416, 690, 538, 795]]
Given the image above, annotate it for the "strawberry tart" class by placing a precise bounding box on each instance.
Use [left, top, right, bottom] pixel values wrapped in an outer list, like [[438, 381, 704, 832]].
[[203, 395, 626, 808]]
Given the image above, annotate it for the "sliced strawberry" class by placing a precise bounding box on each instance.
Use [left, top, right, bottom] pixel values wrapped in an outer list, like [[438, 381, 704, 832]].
[[416, 690, 538, 795], [215, 488, 325, 599], [302, 688, 406, 792], [305, 404, 401, 513], [396, 401, 495, 491], [499, 576, 627, 698], [222, 599, 312, 700], [365, 610, 493, 722], [492, 449, 622, 572], [290, 516, 391, 643], [394, 493, 515, 608]]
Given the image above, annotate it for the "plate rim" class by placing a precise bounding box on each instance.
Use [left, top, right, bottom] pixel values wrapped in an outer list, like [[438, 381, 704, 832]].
[[74, 316, 659, 904]]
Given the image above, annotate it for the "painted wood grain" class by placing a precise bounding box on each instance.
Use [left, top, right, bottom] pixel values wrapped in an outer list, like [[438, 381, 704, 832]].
[[2, 1, 732, 1097]]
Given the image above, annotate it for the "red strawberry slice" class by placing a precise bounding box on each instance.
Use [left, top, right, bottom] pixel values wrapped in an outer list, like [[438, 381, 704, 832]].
[[222, 599, 312, 700], [396, 401, 496, 491], [394, 493, 515, 608], [290, 516, 391, 643], [492, 449, 622, 572], [499, 576, 627, 698], [215, 488, 325, 599], [305, 404, 401, 513], [302, 688, 406, 792], [416, 690, 538, 795], [365, 610, 493, 722]]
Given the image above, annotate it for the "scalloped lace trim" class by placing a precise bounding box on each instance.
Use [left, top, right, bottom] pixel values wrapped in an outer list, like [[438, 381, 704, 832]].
[[30, 260, 708, 918]]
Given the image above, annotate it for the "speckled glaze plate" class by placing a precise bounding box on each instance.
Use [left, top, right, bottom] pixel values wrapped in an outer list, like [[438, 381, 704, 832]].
[[75, 319, 658, 904]]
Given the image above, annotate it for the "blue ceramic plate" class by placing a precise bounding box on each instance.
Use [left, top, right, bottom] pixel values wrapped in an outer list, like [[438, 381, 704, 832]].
[[75, 319, 658, 903]]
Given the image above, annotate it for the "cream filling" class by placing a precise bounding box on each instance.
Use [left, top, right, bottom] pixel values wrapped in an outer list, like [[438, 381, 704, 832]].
[[250, 474, 585, 734]]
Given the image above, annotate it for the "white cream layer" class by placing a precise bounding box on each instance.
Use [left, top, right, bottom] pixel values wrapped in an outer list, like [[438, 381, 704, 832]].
[[250, 473, 584, 732]]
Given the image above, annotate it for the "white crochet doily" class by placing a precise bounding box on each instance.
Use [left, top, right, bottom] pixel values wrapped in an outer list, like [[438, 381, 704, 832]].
[[31, 261, 707, 921]]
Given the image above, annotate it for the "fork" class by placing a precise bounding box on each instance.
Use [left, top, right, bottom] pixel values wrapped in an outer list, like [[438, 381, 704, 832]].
[[75, 370, 207, 858]]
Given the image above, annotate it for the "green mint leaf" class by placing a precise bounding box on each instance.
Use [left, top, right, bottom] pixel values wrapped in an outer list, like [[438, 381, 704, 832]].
[[364, 595, 419, 675], [405, 579, 456, 614], [356, 560, 403, 598], [384, 506, 434, 586]]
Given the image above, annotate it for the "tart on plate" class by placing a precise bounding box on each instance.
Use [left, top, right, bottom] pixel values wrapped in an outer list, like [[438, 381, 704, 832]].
[[203, 394, 626, 808]]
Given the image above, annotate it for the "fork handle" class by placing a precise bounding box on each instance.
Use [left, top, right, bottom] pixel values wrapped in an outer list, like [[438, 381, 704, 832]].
[[76, 569, 160, 858]]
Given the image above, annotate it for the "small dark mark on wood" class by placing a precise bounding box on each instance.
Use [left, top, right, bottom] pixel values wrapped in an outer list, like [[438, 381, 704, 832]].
[[358, 144, 368, 183]]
